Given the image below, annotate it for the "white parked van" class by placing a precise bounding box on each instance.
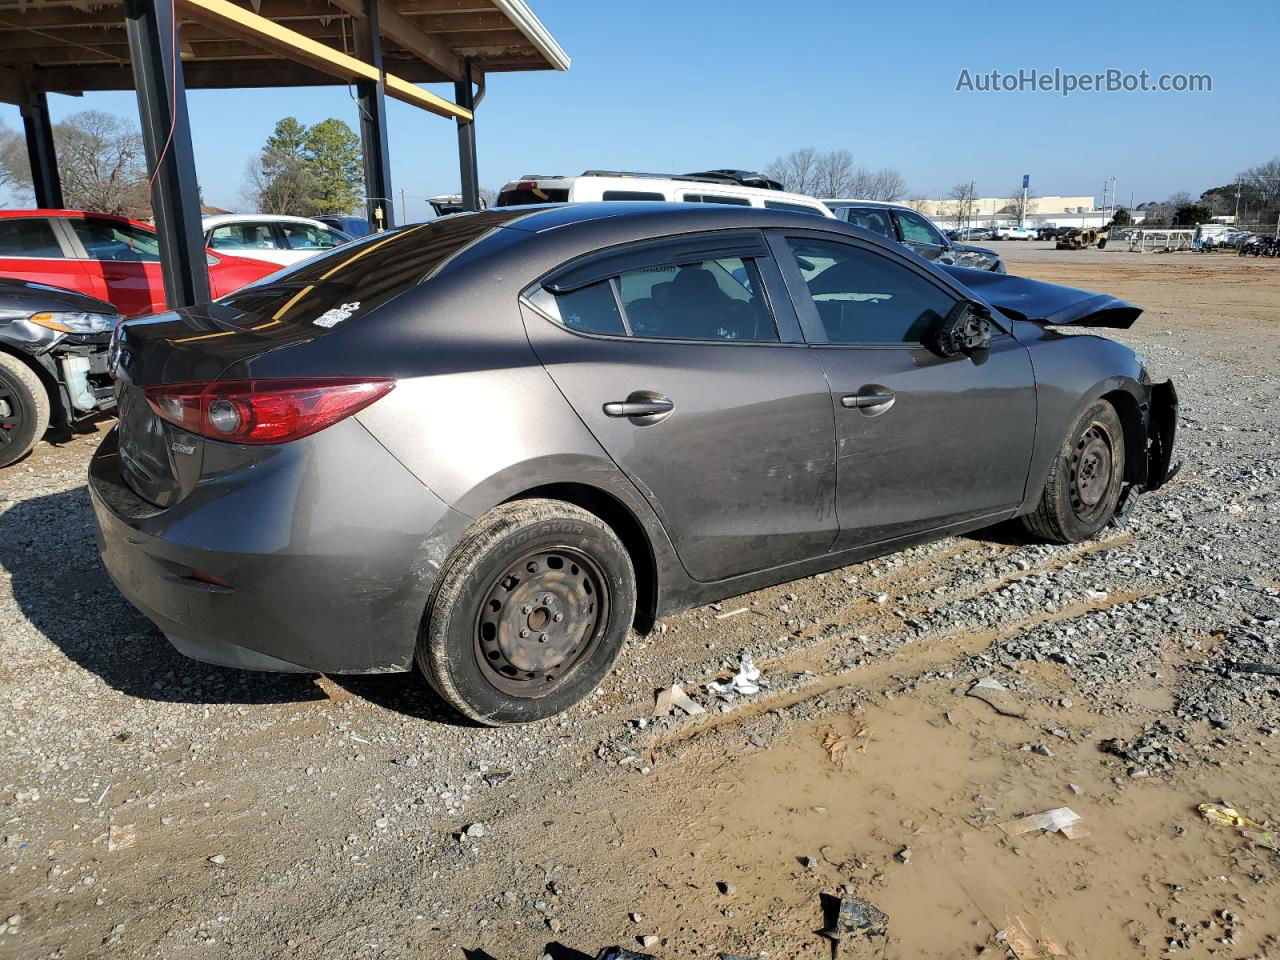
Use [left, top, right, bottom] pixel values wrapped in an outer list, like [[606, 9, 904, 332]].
[[495, 170, 834, 217]]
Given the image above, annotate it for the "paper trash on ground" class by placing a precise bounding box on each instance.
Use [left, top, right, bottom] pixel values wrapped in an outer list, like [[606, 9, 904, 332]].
[[1000, 807, 1088, 840], [653, 683, 706, 717]]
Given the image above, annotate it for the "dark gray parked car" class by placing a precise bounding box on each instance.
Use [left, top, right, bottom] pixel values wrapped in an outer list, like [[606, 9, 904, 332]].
[[90, 204, 1177, 724], [834, 202, 1005, 272]]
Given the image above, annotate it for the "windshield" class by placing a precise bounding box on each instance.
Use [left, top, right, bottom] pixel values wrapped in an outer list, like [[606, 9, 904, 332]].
[[215, 210, 527, 329]]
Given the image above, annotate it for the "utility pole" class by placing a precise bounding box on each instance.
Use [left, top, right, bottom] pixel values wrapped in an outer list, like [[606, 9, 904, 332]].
[[1020, 174, 1029, 228], [401, 187, 407, 223]]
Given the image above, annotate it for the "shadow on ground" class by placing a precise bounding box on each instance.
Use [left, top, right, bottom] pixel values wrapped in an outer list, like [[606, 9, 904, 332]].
[[1, 484, 326, 707]]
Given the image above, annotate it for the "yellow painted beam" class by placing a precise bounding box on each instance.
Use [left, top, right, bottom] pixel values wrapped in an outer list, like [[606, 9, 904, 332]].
[[173, 0, 471, 120], [384, 72, 470, 119]]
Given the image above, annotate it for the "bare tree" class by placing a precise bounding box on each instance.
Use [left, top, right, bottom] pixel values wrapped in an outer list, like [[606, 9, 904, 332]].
[[764, 147, 819, 195], [948, 181, 977, 232], [1000, 184, 1038, 223], [0, 121, 30, 198], [3, 111, 149, 215], [865, 168, 907, 202], [810, 149, 856, 198], [55, 111, 150, 216]]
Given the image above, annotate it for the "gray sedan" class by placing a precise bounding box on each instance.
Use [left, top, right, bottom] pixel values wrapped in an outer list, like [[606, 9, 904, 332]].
[[90, 204, 1177, 724]]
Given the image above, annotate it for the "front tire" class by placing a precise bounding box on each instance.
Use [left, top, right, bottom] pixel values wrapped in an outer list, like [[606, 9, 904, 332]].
[[0, 353, 50, 469], [1022, 399, 1126, 543], [417, 499, 636, 725]]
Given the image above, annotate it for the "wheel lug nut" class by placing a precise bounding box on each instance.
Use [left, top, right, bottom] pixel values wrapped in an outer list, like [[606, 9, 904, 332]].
[[519, 628, 530, 638], [521, 605, 532, 614], [539, 633, 550, 643], [553, 612, 564, 622], [542, 595, 554, 605]]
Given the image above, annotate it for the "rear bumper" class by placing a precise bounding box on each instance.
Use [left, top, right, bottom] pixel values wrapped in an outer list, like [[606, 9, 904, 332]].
[[88, 422, 472, 673]]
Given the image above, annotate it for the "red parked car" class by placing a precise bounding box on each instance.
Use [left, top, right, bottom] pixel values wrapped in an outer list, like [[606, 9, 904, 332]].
[[0, 209, 279, 317]]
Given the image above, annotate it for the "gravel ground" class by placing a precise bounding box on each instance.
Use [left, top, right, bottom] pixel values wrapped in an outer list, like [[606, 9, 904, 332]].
[[2, 245, 1278, 960]]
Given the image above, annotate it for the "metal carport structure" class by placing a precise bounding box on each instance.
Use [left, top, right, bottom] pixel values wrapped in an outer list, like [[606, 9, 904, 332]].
[[0, 0, 568, 306]]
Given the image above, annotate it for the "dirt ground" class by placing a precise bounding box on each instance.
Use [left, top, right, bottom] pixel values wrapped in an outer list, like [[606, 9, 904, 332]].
[[2, 243, 1279, 960]]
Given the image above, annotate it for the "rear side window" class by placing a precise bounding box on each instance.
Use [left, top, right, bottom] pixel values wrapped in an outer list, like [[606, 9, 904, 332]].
[[0, 218, 63, 257], [602, 191, 665, 201], [682, 194, 751, 206], [216, 209, 528, 328], [70, 219, 161, 262], [537, 256, 778, 343], [496, 186, 570, 206], [786, 237, 953, 344], [208, 223, 282, 251]]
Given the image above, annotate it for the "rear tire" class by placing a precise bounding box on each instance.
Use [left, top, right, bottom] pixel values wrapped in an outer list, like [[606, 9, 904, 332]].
[[0, 353, 50, 469], [416, 499, 636, 725], [1022, 399, 1125, 543]]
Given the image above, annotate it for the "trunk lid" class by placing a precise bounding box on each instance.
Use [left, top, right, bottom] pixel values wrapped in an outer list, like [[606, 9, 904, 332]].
[[940, 266, 1143, 328], [111, 300, 336, 506]]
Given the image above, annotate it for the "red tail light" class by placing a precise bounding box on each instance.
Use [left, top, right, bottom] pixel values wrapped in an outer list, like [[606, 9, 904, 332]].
[[143, 378, 395, 445]]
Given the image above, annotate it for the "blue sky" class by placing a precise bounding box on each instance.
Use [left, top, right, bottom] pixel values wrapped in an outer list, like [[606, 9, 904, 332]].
[[3, 0, 1277, 216]]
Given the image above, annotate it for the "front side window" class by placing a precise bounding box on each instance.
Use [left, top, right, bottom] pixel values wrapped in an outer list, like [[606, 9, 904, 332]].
[[71, 218, 162, 262], [540, 255, 778, 343], [207, 223, 282, 251], [786, 238, 953, 344], [278, 222, 343, 250], [0, 218, 63, 258], [894, 209, 945, 246], [601, 190, 665, 201]]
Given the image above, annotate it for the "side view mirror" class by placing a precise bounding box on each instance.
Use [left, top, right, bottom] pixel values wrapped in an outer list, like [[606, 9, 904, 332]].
[[928, 300, 992, 358]]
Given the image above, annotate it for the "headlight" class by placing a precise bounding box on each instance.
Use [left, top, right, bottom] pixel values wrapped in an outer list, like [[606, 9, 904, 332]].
[[29, 311, 119, 335]]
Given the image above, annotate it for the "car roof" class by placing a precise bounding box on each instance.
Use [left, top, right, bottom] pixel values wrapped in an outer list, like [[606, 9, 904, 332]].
[[0, 209, 150, 228], [503, 175, 830, 211], [490, 202, 887, 245], [201, 213, 331, 228]]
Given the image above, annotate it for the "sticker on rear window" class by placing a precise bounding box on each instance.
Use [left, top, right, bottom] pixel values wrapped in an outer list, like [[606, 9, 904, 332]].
[[313, 301, 361, 328]]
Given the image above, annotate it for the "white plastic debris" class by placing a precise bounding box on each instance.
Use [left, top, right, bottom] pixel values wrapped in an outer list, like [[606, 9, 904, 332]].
[[707, 651, 762, 697]]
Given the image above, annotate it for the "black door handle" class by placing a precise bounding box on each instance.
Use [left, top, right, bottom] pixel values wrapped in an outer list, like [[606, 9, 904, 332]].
[[603, 398, 674, 418], [841, 390, 895, 409]]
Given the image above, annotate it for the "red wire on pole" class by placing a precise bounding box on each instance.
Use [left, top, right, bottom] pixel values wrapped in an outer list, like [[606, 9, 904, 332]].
[[146, 1, 181, 197]]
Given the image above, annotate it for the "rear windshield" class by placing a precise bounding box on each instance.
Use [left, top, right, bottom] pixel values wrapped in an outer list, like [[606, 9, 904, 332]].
[[497, 186, 570, 206], [215, 210, 526, 328]]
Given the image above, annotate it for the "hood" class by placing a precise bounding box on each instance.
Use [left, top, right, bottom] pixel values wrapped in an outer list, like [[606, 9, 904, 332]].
[[0, 277, 119, 317], [951, 241, 999, 258], [940, 266, 1142, 328]]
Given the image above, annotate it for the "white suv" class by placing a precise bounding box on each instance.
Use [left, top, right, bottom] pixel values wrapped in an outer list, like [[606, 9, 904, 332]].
[[495, 170, 833, 217], [994, 224, 1035, 241]]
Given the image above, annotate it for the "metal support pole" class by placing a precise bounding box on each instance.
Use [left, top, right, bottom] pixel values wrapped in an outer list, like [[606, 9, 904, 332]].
[[124, 0, 209, 307], [454, 60, 479, 212], [20, 92, 64, 210], [355, 0, 393, 231]]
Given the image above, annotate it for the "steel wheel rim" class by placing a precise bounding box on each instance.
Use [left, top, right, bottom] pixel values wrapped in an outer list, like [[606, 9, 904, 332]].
[[0, 377, 24, 450], [1070, 424, 1114, 518], [473, 546, 609, 699]]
